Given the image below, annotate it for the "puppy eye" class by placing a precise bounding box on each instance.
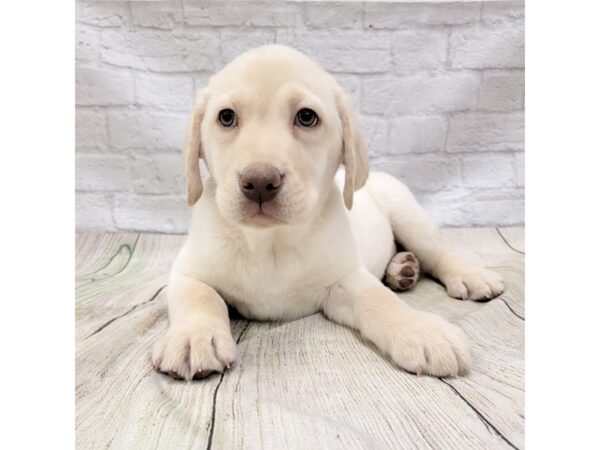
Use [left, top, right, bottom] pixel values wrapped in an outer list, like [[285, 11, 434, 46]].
[[295, 108, 319, 127], [218, 109, 237, 127]]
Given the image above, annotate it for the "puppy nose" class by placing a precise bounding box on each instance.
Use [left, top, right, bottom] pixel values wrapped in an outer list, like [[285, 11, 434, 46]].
[[239, 164, 283, 204]]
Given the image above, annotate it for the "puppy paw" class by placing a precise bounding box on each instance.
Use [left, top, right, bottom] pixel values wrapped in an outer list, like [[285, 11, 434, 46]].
[[152, 326, 236, 381], [387, 311, 472, 377], [385, 252, 420, 291], [442, 266, 505, 301]]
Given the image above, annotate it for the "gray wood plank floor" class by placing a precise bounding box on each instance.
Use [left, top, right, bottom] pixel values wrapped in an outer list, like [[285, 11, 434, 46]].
[[75, 228, 524, 450]]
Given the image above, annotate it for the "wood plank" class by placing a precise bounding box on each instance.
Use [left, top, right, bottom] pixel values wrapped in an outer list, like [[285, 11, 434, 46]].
[[211, 312, 520, 449], [75, 228, 524, 449], [497, 266, 525, 319], [446, 300, 524, 449], [441, 227, 523, 267], [75, 233, 186, 341], [75, 233, 139, 278], [76, 289, 251, 449], [496, 227, 525, 254]]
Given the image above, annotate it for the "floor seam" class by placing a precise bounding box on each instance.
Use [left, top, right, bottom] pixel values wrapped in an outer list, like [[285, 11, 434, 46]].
[[495, 228, 525, 255], [497, 297, 525, 321], [84, 284, 166, 340], [206, 321, 251, 450], [439, 378, 520, 450]]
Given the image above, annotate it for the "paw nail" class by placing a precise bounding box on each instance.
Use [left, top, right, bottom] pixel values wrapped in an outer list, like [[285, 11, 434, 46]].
[[169, 371, 184, 380], [193, 369, 214, 380]]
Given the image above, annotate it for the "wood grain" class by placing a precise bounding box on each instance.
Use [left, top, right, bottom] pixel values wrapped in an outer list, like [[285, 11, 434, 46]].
[[75, 233, 185, 341], [75, 228, 524, 450], [75, 233, 139, 278]]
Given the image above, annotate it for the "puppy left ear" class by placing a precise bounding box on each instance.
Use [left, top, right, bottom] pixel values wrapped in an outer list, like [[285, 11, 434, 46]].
[[335, 90, 369, 210]]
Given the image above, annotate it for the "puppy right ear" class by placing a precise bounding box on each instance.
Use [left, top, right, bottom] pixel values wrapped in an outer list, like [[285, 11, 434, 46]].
[[335, 90, 369, 210], [185, 90, 208, 206]]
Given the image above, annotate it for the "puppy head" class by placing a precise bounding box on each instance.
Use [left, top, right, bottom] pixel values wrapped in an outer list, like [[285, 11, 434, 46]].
[[185, 45, 369, 228]]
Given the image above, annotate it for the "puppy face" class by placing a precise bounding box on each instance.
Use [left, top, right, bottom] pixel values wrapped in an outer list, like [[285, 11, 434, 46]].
[[185, 45, 369, 228]]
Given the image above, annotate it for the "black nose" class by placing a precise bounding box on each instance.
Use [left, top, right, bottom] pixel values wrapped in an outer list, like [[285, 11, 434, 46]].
[[239, 164, 283, 204]]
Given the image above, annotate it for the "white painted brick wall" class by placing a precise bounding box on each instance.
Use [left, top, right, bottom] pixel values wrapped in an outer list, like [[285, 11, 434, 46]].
[[76, 0, 525, 233]]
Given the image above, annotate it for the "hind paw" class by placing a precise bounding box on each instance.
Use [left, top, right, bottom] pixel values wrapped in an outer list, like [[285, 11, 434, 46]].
[[385, 252, 420, 291]]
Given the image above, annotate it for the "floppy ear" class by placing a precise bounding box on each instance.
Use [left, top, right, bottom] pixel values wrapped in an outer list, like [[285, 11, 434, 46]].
[[335, 91, 370, 210], [184, 90, 208, 206]]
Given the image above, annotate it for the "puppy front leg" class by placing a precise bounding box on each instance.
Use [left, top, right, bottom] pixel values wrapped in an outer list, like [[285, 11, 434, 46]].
[[323, 270, 472, 377], [152, 273, 236, 381]]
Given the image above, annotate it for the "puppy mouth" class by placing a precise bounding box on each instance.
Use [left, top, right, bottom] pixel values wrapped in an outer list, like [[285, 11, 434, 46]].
[[240, 202, 286, 227]]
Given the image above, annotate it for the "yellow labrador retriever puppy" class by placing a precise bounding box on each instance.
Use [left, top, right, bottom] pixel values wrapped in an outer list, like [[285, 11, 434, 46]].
[[152, 45, 505, 380]]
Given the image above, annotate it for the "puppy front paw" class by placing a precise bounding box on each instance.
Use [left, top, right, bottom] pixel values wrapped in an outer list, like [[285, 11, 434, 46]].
[[442, 266, 505, 301], [385, 312, 472, 377], [152, 326, 236, 381]]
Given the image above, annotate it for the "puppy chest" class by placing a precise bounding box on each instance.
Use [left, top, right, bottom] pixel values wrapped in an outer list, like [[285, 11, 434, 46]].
[[201, 250, 342, 320]]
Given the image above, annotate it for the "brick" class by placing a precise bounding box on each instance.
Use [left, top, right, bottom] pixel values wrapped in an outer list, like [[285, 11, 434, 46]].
[[75, 25, 100, 63], [303, 2, 362, 29], [194, 73, 213, 92], [114, 194, 191, 233], [275, 29, 295, 46], [335, 75, 360, 99], [416, 188, 524, 227], [415, 189, 473, 226], [220, 30, 276, 64], [478, 70, 524, 111], [76, 193, 115, 231], [335, 75, 361, 110], [183, 1, 299, 27], [365, 2, 480, 29], [107, 109, 188, 151], [136, 73, 194, 111], [76, 154, 131, 192], [461, 154, 516, 188], [392, 29, 448, 75], [515, 152, 525, 187], [76, 2, 129, 28], [371, 155, 461, 192], [358, 115, 388, 157], [74, 0, 527, 231], [131, 1, 182, 30], [130, 153, 185, 194], [481, 1, 525, 24], [76, 66, 135, 106], [447, 112, 524, 152], [450, 24, 524, 69], [389, 116, 447, 154], [76, 107, 108, 150], [362, 73, 479, 115], [460, 189, 524, 226], [101, 29, 220, 72], [278, 31, 391, 74]]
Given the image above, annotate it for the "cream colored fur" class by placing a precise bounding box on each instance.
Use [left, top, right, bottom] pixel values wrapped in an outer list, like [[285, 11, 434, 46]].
[[152, 45, 505, 380]]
